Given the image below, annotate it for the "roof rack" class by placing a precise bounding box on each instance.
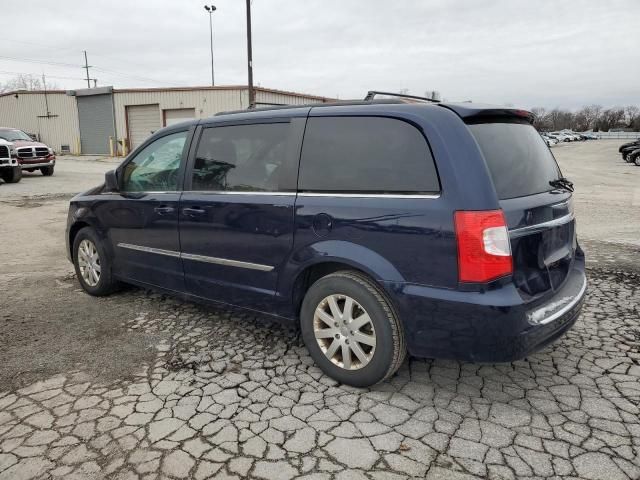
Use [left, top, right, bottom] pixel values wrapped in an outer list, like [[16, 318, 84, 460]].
[[215, 98, 408, 116], [363, 90, 440, 103]]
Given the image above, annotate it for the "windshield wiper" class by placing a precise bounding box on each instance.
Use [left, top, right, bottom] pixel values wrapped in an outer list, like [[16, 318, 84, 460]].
[[549, 177, 574, 192]]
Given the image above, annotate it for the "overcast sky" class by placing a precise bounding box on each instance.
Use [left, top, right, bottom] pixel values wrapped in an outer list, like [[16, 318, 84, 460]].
[[1, 0, 639, 109]]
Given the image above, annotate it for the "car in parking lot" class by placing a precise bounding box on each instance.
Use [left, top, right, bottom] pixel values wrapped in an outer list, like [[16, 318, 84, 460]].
[[541, 134, 558, 147], [65, 94, 587, 387], [0, 139, 22, 183], [547, 132, 569, 142], [0, 128, 56, 176]]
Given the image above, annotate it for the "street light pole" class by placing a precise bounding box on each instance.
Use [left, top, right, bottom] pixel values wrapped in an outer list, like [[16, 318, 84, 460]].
[[204, 5, 216, 86], [246, 0, 255, 108]]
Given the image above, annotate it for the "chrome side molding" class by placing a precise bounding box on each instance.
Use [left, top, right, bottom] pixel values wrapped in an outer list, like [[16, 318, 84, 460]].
[[117, 243, 274, 272], [117, 243, 181, 258]]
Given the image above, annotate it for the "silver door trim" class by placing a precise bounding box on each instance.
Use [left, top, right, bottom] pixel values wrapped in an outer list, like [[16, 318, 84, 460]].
[[117, 242, 181, 258], [298, 192, 441, 199], [509, 213, 575, 238], [181, 252, 274, 271], [116, 243, 273, 272], [184, 190, 296, 196]]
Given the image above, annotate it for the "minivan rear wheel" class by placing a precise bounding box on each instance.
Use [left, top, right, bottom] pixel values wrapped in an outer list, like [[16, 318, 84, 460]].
[[300, 271, 405, 387]]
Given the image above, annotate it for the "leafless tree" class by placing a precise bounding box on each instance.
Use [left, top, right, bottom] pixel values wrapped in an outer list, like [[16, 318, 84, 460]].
[[531, 107, 551, 131], [581, 105, 602, 131], [0, 74, 59, 93], [624, 105, 640, 130], [596, 108, 625, 131], [547, 108, 575, 131]]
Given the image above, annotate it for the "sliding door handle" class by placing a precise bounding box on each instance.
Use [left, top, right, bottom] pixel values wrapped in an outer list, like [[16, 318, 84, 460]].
[[154, 206, 175, 215], [182, 207, 207, 217]]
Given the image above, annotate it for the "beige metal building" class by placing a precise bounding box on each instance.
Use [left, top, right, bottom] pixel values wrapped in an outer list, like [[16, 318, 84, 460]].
[[0, 86, 331, 155]]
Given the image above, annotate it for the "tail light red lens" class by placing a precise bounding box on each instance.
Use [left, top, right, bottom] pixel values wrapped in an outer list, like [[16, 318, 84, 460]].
[[454, 210, 513, 283]]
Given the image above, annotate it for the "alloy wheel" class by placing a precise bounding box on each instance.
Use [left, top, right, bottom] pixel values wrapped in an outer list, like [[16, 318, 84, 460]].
[[313, 294, 376, 370]]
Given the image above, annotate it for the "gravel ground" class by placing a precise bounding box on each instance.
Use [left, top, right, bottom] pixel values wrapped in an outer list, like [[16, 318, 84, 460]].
[[0, 142, 638, 479]]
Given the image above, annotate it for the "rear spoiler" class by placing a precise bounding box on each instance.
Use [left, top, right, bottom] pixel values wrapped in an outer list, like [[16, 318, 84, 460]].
[[439, 103, 534, 124]]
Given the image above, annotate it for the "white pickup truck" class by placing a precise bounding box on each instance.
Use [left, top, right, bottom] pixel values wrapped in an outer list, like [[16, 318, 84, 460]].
[[0, 139, 22, 183]]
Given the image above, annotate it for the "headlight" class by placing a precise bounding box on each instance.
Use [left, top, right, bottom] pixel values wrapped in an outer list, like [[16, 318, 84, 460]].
[[48, 147, 54, 155]]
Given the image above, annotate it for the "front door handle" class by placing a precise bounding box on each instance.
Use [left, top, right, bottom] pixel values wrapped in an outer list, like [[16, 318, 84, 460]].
[[182, 207, 206, 217], [154, 206, 175, 215]]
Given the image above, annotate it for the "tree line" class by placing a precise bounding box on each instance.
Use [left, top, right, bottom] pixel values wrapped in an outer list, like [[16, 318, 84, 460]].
[[531, 105, 640, 132]]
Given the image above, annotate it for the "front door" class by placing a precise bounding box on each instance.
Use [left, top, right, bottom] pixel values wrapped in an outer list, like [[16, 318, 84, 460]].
[[179, 118, 305, 313], [104, 129, 191, 291]]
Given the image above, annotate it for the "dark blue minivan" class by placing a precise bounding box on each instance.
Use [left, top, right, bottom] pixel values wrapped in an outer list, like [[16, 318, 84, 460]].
[[66, 98, 586, 387]]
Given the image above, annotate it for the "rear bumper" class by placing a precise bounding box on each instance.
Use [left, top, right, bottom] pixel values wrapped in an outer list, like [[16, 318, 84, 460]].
[[388, 253, 586, 362]]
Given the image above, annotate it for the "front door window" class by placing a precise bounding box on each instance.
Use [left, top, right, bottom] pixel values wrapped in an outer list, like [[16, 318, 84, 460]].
[[121, 131, 187, 192]]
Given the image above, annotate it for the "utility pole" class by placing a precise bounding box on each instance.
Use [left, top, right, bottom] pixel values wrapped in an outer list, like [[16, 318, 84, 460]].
[[246, 0, 255, 108], [83, 51, 92, 88], [42, 74, 50, 116]]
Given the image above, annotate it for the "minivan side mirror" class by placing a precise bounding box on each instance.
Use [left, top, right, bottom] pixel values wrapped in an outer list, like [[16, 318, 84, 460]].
[[104, 169, 119, 193]]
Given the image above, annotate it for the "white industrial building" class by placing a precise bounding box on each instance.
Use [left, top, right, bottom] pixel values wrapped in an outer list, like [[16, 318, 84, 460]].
[[0, 86, 331, 155]]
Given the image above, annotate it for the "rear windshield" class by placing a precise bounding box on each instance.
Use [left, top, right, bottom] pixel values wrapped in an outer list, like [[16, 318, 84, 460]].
[[468, 122, 561, 199]]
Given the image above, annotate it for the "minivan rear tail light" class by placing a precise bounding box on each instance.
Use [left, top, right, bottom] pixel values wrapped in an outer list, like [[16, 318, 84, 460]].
[[454, 210, 512, 283]]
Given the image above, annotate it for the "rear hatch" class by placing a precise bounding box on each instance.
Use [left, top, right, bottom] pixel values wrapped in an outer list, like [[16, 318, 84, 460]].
[[468, 120, 577, 299]]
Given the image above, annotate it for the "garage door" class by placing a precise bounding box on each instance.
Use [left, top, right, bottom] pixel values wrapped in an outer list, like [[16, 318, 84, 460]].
[[77, 94, 115, 155], [164, 108, 196, 127], [127, 104, 161, 150]]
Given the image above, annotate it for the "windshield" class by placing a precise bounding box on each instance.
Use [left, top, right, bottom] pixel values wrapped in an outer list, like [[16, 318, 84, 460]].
[[468, 121, 562, 199], [0, 129, 32, 141]]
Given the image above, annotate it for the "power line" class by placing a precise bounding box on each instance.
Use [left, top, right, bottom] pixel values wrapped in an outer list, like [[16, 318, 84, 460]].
[[0, 53, 179, 87], [1, 39, 81, 56], [0, 69, 88, 81], [0, 54, 81, 68], [92, 67, 179, 86]]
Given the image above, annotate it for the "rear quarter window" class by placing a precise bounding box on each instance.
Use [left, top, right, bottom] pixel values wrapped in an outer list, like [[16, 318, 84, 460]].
[[299, 116, 440, 194], [468, 122, 561, 199]]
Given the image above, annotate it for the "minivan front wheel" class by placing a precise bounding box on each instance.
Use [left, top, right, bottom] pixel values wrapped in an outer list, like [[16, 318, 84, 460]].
[[300, 271, 405, 387], [72, 227, 118, 296]]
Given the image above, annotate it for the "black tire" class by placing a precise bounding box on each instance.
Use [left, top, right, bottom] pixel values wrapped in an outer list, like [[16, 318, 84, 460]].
[[72, 227, 119, 296], [0, 166, 22, 183], [300, 270, 406, 387], [41, 165, 54, 176]]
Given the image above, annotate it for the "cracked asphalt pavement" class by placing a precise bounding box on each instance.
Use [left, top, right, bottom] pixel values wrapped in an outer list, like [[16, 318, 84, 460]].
[[0, 143, 639, 479]]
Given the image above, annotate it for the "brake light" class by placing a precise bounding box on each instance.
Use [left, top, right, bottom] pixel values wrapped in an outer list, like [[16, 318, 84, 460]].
[[454, 210, 512, 283]]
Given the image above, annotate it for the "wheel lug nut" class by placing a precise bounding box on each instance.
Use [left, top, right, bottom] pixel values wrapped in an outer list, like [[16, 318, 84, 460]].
[[335, 334, 340, 339], [334, 322, 338, 327], [345, 339, 350, 344]]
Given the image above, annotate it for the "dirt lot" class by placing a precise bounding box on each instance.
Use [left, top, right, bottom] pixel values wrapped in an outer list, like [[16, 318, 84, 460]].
[[0, 143, 638, 479]]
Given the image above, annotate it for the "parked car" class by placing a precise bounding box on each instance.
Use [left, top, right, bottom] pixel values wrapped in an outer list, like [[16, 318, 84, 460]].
[[65, 98, 586, 387], [541, 135, 558, 146], [579, 133, 598, 140], [619, 139, 640, 152], [619, 140, 640, 159], [560, 130, 583, 141], [628, 148, 640, 166], [621, 143, 640, 161], [0, 128, 56, 176], [549, 132, 571, 142], [0, 139, 22, 183]]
